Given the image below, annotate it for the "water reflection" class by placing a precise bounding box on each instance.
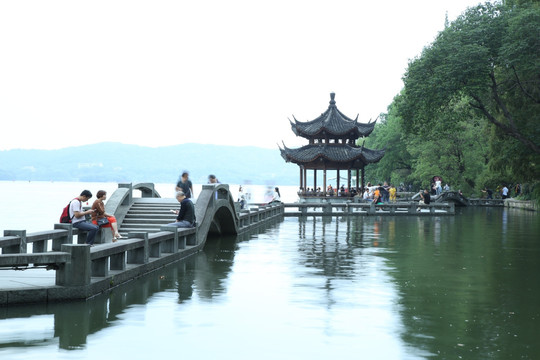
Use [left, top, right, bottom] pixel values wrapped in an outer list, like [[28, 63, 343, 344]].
[[0, 220, 277, 352], [0, 257, 196, 350], [1, 209, 539, 359], [381, 208, 540, 359]]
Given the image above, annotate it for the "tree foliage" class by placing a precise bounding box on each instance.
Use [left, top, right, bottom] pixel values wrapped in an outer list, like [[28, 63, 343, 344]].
[[367, 1, 539, 197], [399, 2, 540, 156], [366, 94, 490, 193], [363, 102, 412, 186]]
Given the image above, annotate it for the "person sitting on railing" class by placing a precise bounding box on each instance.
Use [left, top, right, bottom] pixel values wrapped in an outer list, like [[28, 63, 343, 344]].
[[417, 189, 431, 211], [70, 190, 99, 246], [270, 187, 281, 203], [168, 191, 196, 228], [238, 186, 247, 209], [91, 190, 122, 242]]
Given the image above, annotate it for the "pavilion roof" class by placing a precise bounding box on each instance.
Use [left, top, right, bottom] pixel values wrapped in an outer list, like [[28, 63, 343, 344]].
[[279, 143, 385, 169], [290, 93, 376, 139]]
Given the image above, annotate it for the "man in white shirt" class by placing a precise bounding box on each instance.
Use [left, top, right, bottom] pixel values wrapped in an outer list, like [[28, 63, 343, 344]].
[[70, 190, 99, 245], [502, 186, 509, 199]]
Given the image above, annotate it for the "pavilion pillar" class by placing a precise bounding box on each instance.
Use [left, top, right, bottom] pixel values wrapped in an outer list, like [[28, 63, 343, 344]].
[[299, 167, 303, 193], [313, 169, 317, 193], [304, 167, 307, 192], [323, 168, 327, 196], [347, 168, 351, 192], [360, 167, 365, 191], [337, 169, 340, 193]]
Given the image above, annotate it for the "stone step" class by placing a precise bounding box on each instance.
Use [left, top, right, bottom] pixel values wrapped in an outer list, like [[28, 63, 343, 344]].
[[124, 213, 176, 219], [125, 217, 175, 223], [120, 223, 164, 229], [127, 210, 176, 215], [129, 206, 176, 211], [118, 198, 183, 234], [119, 228, 162, 234], [131, 204, 175, 209]]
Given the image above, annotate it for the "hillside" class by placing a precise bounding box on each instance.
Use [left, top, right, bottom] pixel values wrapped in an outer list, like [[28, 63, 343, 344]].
[[0, 143, 299, 185]]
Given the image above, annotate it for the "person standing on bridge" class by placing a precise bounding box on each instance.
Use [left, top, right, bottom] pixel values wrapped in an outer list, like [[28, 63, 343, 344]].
[[208, 174, 220, 184], [389, 184, 397, 202], [176, 171, 194, 199], [168, 191, 196, 228], [482, 187, 493, 199], [501, 185, 509, 199]]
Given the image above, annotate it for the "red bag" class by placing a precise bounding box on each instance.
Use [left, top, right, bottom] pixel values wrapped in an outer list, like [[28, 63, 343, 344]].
[[59, 198, 79, 223]]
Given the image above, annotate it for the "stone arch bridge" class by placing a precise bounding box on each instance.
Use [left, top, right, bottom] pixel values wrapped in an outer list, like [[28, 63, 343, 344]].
[[104, 182, 280, 244]]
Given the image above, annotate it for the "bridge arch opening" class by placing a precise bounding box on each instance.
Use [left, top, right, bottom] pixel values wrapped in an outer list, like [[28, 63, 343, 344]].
[[208, 206, 237, 236]]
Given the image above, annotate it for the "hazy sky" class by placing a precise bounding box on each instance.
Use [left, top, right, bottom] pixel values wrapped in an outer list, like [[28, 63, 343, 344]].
[[0, 0, 483, 151]]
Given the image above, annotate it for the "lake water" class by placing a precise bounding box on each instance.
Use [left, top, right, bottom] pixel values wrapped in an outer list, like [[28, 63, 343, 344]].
[[0, 182, 539, 359]]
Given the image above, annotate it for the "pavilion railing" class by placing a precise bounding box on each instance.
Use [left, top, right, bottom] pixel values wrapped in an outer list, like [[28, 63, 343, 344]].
[[283, 201, 455, 216]]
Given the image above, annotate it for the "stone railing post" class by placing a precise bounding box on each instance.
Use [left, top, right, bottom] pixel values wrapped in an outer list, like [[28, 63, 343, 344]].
[[57, 244, 91, 286], [127, 232, 149, 264], [160, 225, 180, 252], [323, 202, 332, 215], [53, 223, 74, 250], [3, 230, 27, 254], [186, 229, 197, 246], [369, 202, 376, 215]]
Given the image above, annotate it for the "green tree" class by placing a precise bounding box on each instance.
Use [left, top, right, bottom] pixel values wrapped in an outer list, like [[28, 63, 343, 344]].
[[399, 2, 540, 157], [403, 96, 489, 193], [363, 101, 412, 186]]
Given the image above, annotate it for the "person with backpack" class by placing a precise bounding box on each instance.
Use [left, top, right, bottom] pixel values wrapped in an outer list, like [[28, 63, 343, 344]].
[[70, 190, 99, 246]]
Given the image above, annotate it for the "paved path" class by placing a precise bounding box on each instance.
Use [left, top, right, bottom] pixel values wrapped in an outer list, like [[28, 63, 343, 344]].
[[0, 268, 55, 290]]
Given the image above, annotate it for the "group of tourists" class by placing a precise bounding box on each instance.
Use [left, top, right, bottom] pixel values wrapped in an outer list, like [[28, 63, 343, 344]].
[[482, 183, 521, 200], [66, 171, 200, 246], [297, 186, 359, 197], [362, 182, 397, 204]]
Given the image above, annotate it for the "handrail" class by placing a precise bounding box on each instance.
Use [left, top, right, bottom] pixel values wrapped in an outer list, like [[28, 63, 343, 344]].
[[283, 201, 455, 215], [133, 182, 161, 198]]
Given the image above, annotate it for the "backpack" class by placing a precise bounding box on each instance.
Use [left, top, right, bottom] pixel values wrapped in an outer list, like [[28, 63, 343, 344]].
[[59, 198, 80, 223]]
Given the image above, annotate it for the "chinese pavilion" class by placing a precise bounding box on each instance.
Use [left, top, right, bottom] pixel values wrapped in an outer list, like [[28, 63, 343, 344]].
[[279, 93, 385, 196]]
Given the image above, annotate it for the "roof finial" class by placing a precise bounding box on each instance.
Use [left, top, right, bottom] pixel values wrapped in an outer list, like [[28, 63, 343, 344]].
[[329, 92, 336, 106]]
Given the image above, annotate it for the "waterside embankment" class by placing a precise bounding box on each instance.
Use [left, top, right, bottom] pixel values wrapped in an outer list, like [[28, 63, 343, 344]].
[[505, 199, 538, 212]]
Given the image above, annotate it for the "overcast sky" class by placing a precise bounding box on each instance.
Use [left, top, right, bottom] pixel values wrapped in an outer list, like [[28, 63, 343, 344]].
[[0, 0, 483, 151]]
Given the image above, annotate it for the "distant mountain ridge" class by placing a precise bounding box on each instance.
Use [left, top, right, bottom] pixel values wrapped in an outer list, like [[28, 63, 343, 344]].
[[0, 142, 298, 185]]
